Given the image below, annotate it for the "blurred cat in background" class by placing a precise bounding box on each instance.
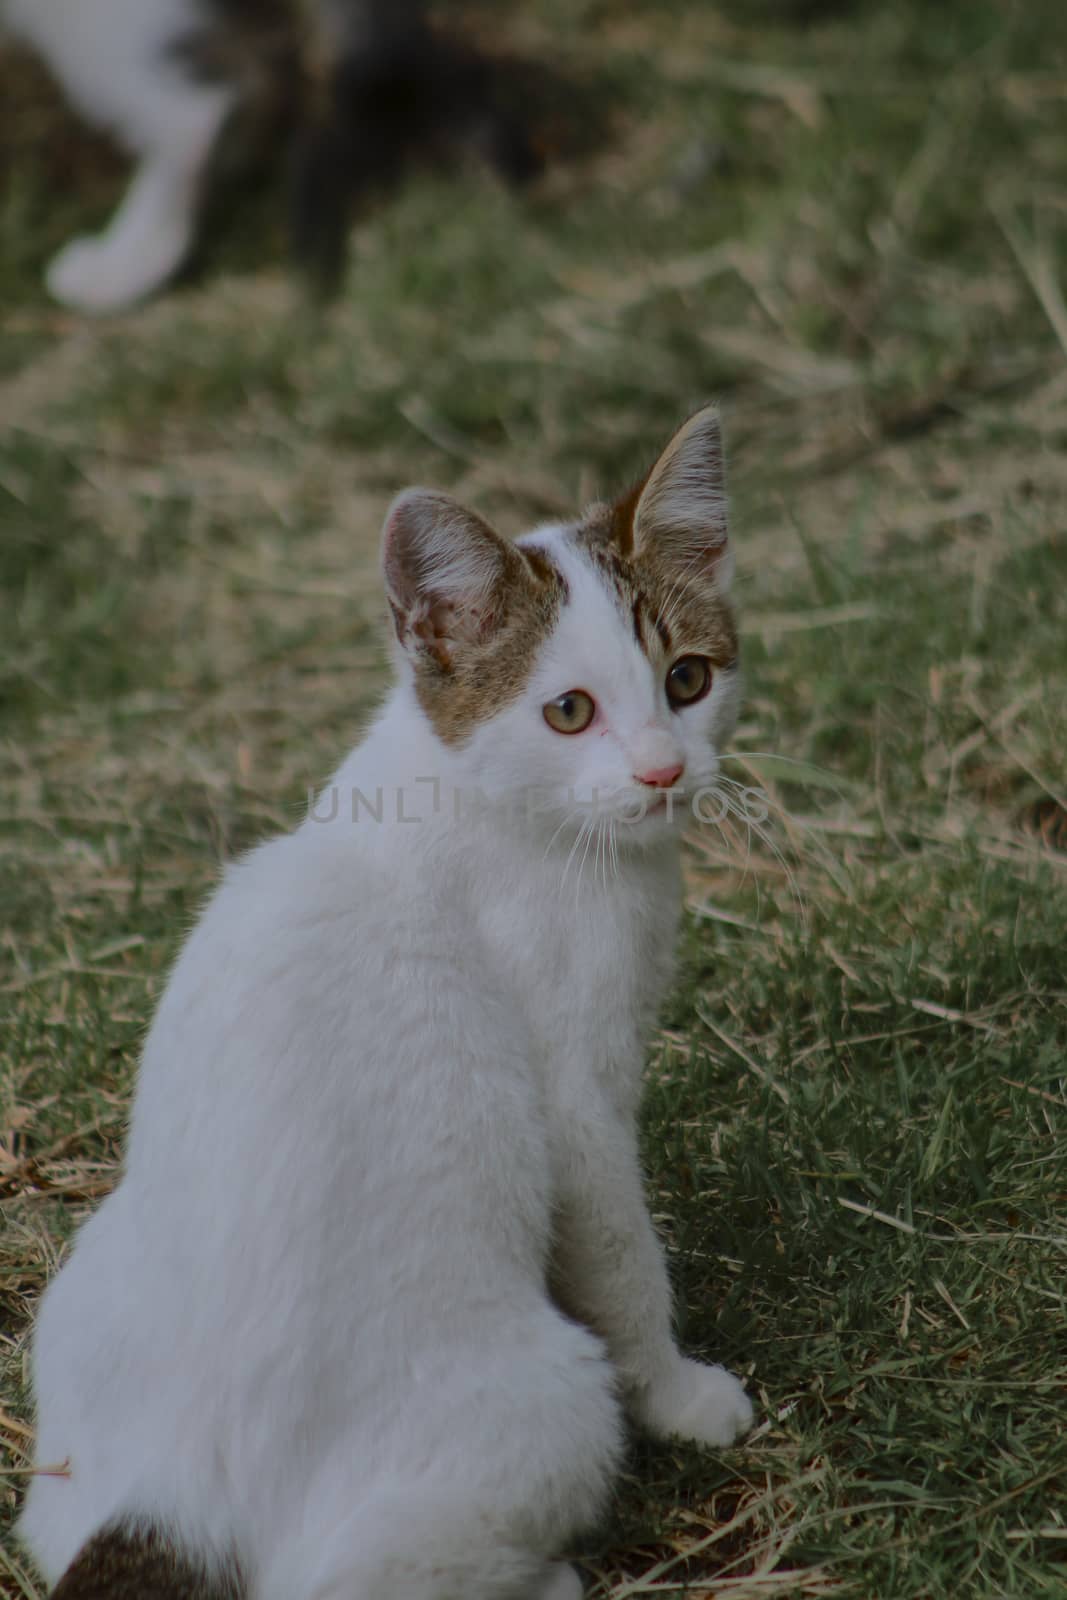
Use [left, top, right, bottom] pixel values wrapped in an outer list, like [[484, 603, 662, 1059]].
[[2, 0, 553, 312]]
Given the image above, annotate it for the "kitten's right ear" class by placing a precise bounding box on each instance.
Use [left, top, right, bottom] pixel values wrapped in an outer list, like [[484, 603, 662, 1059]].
[[382, 490, 522, 669], [630, 406, 731, 588]]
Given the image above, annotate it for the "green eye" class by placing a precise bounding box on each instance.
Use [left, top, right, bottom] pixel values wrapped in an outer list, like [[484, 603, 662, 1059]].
[[543, 689, 596, 735], [666, 656, 712, 709]]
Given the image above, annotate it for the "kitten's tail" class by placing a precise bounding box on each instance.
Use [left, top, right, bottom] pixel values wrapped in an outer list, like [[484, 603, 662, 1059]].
[[46, 1522, 242, 1600], [291, 0, 546, 291]]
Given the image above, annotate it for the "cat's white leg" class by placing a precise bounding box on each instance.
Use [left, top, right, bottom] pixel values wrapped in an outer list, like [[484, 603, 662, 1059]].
[[272, 1498, 589, 1600], [533, 1562, 584, 1600], [551, 1103, 753, 1450], [262, 1313, 622, 1600], [46, 84, 233, 313]]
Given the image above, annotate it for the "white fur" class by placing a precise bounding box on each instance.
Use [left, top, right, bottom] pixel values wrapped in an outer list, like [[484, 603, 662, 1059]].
[[3, 0, 234, 310], [19, 510, 752, 1598]]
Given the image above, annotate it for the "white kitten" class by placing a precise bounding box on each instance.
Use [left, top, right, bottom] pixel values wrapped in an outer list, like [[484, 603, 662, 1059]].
[[19, 407, 753, 1600]]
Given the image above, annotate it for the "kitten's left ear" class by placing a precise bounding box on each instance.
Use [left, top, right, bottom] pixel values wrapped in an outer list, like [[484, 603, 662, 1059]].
[[630, 406, 731, 590]]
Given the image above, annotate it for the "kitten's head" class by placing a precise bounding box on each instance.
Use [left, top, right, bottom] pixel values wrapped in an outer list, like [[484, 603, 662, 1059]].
[[382, 407, 739, 846]]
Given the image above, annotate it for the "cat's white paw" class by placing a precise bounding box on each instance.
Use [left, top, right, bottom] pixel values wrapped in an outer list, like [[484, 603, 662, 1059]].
[[636, 1357, 754, 1448], [533, 1563, 583, 1600], [45, 229, 184, 314]]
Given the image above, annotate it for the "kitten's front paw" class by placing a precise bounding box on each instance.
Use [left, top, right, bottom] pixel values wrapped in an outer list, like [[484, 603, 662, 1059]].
[[636, 1356, 753, 1448], [45, 232, 182, 314]]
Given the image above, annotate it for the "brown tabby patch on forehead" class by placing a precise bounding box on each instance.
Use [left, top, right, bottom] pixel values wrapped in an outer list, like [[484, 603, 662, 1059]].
[[411, 545, 568, 748], [574, 507, 738, 668]]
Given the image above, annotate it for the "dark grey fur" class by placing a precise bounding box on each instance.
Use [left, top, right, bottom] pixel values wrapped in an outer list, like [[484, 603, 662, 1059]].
[[169, 0, 568, 292]]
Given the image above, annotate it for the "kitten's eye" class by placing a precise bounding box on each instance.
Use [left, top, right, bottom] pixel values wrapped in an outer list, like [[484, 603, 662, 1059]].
[[543, 690, 596, 735], [666, 656, 712, 709]]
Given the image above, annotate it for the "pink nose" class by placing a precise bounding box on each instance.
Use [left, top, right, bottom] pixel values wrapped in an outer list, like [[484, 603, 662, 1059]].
[[634, 762, 685, 790]]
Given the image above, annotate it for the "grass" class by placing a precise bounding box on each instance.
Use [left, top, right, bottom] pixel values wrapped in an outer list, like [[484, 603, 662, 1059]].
[[2, 0, 1066, 1595]]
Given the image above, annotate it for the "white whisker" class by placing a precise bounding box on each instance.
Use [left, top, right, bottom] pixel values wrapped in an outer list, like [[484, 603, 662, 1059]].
[[694, 777, 809, 927]]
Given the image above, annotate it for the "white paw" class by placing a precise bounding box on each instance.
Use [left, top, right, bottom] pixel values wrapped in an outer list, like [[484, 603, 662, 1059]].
[[45, 230, 184, 314], [636, 1357, 754, 1448], [534, 1564, 583, 1600]]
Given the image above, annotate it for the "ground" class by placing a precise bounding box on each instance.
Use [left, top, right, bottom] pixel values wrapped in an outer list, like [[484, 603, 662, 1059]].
[[1, 2, 1065, 1596]]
